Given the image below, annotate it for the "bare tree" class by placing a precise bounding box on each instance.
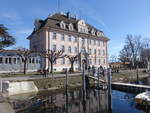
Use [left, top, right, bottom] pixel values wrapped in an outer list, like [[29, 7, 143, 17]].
[[66, 55, 78, 73], [119, 35, 142, 68], [16, 49, 34, 74], [140, 38, 150, 67], [42, 50, 64, 74]]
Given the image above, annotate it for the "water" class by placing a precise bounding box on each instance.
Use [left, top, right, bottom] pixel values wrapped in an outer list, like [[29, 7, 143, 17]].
[[141, 77, 150, 85], [8, 87, 149, 113]]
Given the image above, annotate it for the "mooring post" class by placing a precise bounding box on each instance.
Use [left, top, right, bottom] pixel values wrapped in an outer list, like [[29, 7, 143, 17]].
[[107, 68, 112, 112], [65, 68, 69, 113], [98, 68, 100, 87], [65, 68, 68, 94], [136, 65, 139, 84], [82, 62, 86, 101]]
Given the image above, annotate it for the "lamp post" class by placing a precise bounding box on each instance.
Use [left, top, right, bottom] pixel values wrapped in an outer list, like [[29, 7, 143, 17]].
[[80, 48, 89, 71]]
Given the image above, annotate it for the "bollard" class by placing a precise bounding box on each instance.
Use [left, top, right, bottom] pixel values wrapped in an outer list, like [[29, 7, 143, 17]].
[[107, 68, 112, 112]]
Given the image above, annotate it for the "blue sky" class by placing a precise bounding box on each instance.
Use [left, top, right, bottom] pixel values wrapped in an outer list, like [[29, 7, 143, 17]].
[[0, 0, 150, 57]]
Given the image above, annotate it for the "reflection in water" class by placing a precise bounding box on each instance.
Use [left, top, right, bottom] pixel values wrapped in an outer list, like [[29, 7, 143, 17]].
[[141, 77, 150, 85], [8, 88, 108, 113], [8, 88, 149, 113]]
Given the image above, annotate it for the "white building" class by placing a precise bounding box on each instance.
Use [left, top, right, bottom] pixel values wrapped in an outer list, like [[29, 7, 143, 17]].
[[27, 12, 109, 71]]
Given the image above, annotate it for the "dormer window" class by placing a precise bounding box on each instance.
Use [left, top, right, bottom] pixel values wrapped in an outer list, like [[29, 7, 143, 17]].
[[69, 23, 74, 31], [60, 21, 66, 29], [97, 31, 101, 37], [97, 31, 104, 37], [77, 20, 88, 33], [91, 29, 95, 35]]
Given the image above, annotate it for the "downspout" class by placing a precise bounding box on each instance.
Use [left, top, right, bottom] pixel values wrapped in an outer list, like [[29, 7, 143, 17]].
[[106, 40, 108, 68], [48, 29, 50, 72]]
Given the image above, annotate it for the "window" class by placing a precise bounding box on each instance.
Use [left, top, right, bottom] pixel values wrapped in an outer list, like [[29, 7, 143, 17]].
[[89, 49, 92, 55], [94, 40, 96, 45], [14, 58, 17, 64], [69, 23, 74, 31], [89, 40, 91, 45], [61, 45, 65, 52], [98, 41, 100, 46], [75, 47, 78, 53], [29, 58, 32, 63], [60, 21, 66, 29], [98, 50, 101, 55], [94, 59, 96, 65], [5, 58, 8, 64], [82, 38, 85, 45], [32, 58, 35, 63], [53, 32, 57, 40], [103, 50, 105, 56], [61, 58, 65, 64], [68, 46, 72, 53], [52, 44, 56, 51], [9, 58, 12, 64], [74, 37, 77, 42], [61, 34, 65, 41], [99, 59, 101, 65], [91, 29, 95, 35], [97, 31, 101, 37], [103, 42, 105, 46], [36, 58, 38, 64], [94, 49, 96, 55], [0, 57, 3, 64], [17, 58, 20, 64], [103, 59, 105, 64], [89, 59, 92, 65], [68, 35, 71, 42]]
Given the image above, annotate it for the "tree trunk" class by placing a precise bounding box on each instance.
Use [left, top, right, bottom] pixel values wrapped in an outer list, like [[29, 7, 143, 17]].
[[50, 61, 53, 74], [71, 61, 74, 73]]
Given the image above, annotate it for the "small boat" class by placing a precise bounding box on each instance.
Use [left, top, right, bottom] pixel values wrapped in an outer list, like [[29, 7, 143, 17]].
[[135, 91, 150, 106]]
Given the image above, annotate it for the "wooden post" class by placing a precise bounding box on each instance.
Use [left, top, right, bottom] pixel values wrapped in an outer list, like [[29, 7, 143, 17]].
[[136, 65, 139, 84], [107, 68, 112, 112], [82, 62, 86, 101], [98, 68, 100, 87], [65, 68, 68, 92], [65, 68, 69, 113]]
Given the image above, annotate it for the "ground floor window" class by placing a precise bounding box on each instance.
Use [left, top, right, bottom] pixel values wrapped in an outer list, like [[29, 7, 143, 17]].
[[0, 57, 3, 64]]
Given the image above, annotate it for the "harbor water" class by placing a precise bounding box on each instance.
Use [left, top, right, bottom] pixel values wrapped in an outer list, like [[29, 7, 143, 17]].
[[7, 87, 150, 113]]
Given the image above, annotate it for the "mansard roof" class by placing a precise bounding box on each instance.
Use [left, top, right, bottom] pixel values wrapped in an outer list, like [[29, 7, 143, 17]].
[[28, 13, 109, 41]]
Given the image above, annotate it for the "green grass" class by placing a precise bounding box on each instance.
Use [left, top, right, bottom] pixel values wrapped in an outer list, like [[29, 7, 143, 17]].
[[112, 69, 148, 83]]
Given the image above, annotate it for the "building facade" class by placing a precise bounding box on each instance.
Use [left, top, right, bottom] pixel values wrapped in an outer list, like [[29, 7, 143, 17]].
[[0, 50, 41, 73], [27, 13, 109, 71]]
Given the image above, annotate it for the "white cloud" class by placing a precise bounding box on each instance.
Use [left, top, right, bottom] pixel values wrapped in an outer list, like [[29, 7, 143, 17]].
[[2, 13, 20, 21]]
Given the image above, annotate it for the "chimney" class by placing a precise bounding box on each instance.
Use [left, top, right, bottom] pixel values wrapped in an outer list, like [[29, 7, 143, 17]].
[[66, 12, 70, 18]]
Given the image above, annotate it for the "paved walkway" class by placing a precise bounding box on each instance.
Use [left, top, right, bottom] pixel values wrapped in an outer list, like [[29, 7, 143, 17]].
[[0, 73, 82, 81]]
